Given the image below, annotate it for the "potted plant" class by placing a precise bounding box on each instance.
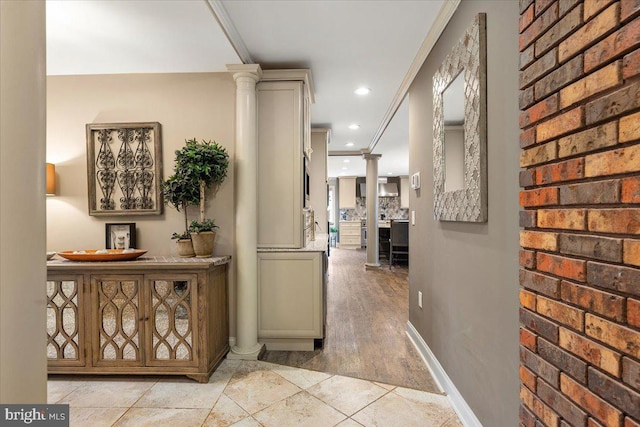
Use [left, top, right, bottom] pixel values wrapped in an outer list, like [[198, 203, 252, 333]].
[[175, 138, 229, 257], [161, 172, 200, 257]]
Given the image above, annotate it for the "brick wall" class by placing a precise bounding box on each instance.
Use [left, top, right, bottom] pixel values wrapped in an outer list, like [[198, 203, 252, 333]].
[[519, 1, 640, 426]]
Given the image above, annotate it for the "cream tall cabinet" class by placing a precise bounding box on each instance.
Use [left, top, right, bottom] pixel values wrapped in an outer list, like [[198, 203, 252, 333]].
[[338, 177, 356, 209], [257, 70, 312, 248]]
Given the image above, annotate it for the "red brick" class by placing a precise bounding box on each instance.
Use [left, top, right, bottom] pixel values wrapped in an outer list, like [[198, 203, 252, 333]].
[[589, 419, 606, 427], [629, 298, 640, 328], [585, 16, 640, 72], [586, 81, 640, 125], [588, 209, 640, 234], [623, 47, 640, 78], [520, 94, 559, 127], [560, 180, 621, 205], [559, 3, 619, 62], [521, 288, 538, 310], [626, 417, 640, 427], [520, 169, 537, 187], [560, 373, 623, 427], [586, 314, 640, 358], [622, 177, 640, 203], [521, 307, 561, 343], [559, 0, 581, 16], [521, 327, 538, 351], [521, 44, 537, 71], [521, 210, 538, 228], [535, 4, 583, 56], [622, 357, 640, 392], [521, 4, 536, 32], [537, 252, 586, 281], [537, 107, 583, 142], [558, 233, 622, 262], [521, 86, 536, 110], [521, 346, 561, 388], [520, 249, 537, 269], [619, 111, 640, 143], [521, 141, 557, 166], [521, 127, 537, 148], [535, 0, 555, 16], [587, 261, 640, 296], [561, 280, 626, 322], [535, 158, 584, 184], [624, 239, 640, 267], [520, 3, 559, 50], [537, 294, 585, 330], [521, 50, 558, 89], [521, 364, 537, 390], [520, 187, 559, 207], [622, 0, 640, 21], [584, 0, 616, 20], [559, 327, 622, 377], [521, 230, 559, 251], [521, 268, 561, 297], [521, 384, 561, 427], [558, 121, 617, 158], [586, 144, 640, 178], [537, 209, 586, 230], [560, 61, 622, 108], [537, 376, 588, 426], [535, 55, 584, 100], [538, 338, 588, 383], [521, 403, 537, 427], [588, 367, 640, 420]]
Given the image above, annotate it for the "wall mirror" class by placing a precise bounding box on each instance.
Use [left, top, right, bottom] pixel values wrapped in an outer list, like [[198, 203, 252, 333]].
[[433, 13, 487, 222]]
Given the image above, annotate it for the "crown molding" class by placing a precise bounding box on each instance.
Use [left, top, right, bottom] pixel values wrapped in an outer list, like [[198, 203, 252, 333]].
[[368, 0, 461, 152], [206, 0, 254, 64]]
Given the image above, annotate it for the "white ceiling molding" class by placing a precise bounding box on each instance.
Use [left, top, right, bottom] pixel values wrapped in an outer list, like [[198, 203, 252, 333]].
[[206, 0, 254, 64], [368, 0, 461, 152]]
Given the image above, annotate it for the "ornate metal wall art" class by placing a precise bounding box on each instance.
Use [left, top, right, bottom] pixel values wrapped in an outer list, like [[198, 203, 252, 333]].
[[433, 13, 487, 222], [86, 122, 163, 216]]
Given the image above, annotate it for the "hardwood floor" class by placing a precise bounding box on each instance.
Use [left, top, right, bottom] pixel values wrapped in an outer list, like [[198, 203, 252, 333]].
[[261, 247, 439, 393]]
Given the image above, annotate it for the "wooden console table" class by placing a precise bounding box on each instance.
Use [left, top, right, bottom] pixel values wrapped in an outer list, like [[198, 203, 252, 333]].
[[46, 256, 230, 383]]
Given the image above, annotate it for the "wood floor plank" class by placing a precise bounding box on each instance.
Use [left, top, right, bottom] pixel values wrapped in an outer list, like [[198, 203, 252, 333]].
[[261, 247, 439, 393]]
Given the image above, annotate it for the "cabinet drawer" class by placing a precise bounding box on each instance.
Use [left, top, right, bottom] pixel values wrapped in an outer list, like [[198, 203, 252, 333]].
[[340, 236, 361, 245]]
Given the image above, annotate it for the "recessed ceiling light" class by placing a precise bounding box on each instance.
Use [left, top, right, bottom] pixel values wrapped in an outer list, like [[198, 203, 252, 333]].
[[387, 172, 393, 175], [342, 166, 348, 170], [348, 124, 360, 130], [344, 159, 350, 163], [354, 87, 371, 95], [345, 142, 355, 147]]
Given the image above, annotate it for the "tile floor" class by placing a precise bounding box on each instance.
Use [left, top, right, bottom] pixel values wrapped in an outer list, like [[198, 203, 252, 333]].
[[48, 359, 463, 427]]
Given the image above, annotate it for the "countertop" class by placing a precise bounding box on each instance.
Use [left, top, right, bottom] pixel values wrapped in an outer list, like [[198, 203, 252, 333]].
[[257, 233, 329, 253], [47, 255, 231, 269]]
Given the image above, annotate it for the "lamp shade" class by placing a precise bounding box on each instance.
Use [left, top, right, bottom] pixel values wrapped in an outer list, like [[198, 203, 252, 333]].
[[46, 163, 56, 195]]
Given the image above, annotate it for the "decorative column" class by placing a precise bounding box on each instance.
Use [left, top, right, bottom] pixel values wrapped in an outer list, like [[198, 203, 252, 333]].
[[363, 153, 381, 268], [226, 64, 264, 359]]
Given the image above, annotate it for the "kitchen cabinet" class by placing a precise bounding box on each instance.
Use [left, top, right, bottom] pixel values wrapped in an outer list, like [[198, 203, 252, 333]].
[[401, 177, 410, 209], [257, 70, 313, 248], [46, 257, 230, 382], [339, 220, 361, 249], [339, 177, 356, 209], [257, 243, 327, 351], [310, 128, 329, 234]]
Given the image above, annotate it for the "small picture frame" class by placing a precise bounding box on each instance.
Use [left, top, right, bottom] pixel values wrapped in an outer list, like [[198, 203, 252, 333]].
[[105, 223, 137, 249]]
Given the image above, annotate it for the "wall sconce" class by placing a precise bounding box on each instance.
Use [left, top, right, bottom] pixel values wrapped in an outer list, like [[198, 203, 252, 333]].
[[46, 163, 56, 196]]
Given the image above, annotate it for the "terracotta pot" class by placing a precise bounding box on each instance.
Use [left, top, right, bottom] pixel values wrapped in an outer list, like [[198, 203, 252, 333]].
[[176, 239, 195, 258], [191, 231, 216, 258]]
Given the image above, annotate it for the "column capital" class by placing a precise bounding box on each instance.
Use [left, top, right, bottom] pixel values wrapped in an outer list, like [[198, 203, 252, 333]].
[[226, 64, 263, 82], [362, 153, 382, 161]]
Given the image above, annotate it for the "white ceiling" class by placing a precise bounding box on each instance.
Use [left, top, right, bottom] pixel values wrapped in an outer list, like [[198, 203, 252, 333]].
[[46, 0, 448, 178]]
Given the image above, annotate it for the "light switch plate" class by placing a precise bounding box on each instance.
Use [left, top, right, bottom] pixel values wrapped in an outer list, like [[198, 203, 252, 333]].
[[411, 210, 416, 225], [410, 172, 421, 189]]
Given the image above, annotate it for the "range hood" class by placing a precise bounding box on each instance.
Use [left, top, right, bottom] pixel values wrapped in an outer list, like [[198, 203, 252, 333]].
[[359, 183, 399, 197]]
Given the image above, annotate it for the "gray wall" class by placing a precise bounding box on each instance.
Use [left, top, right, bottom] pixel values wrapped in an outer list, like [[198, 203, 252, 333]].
[[408, 1, 520, 425]]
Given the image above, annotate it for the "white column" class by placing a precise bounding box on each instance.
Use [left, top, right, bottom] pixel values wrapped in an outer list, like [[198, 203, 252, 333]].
[[226, 64, 264, 359], [363, 153, 381, 268], [0, 0, 47, 402]]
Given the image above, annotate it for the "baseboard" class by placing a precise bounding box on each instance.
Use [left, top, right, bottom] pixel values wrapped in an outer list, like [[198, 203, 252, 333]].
[[406, 321, 483, 427]]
